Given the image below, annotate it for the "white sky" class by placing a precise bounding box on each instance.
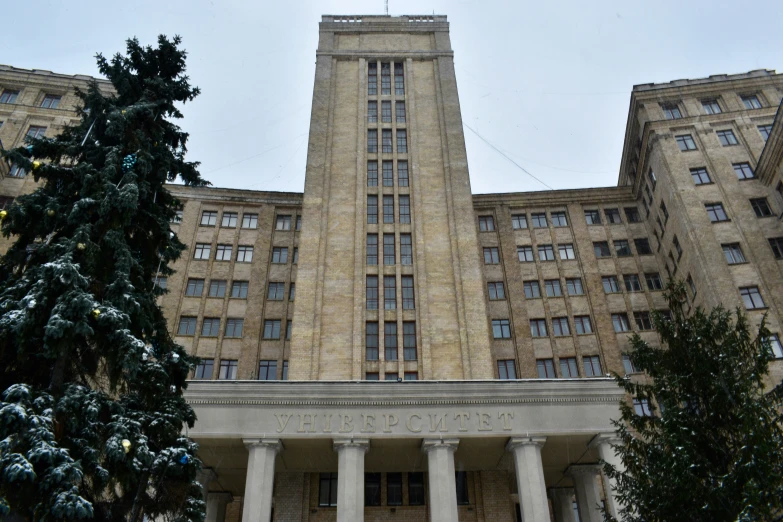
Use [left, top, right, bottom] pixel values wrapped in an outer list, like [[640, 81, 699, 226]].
[[4, 0, 782, 194]]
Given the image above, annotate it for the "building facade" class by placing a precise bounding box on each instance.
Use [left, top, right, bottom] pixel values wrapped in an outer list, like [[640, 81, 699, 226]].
[[2, 14, 783, 522]]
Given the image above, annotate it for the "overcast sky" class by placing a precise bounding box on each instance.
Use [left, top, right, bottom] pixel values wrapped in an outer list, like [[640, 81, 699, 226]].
[[4, 0, 782, 193]]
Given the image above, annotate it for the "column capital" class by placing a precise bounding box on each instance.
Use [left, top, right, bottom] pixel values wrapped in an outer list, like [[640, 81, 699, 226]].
[[207, 491, 233, 502], [567, 463, 602, 477], [421, 438, 459, 454], [549, 487, 575, 499], [506, 436, 547, 452], [588, 432, 623, 449], [243, 438, 284, 453], [333, 438, 370, 453]]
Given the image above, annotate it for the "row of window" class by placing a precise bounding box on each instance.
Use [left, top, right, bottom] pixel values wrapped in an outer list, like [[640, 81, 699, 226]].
[[193, 358, 289, 380], [601, 273, 663, 293], [0, 90, 61, 108], [321, 470, 438, 508], [365, 321, 417, 361], [367, 100, 406, 123], [688, 163, 754, 185], [704, 198, 776, 222], [367, 160, 409, 187], [482, 240, 652, 264], [497, 355, 603, 380], [8, 125, 49, 177], [178, 317, 245, 337], [367, 128, 407, 154], [367, 195, 411, 224], [660, 94, 764, 120], [199, 211, 300, 231], [675, 128, 770, 152], [193, 243, 254, 262], [366, 275, 415, 310], [367, 62, 405, 96], [367, 233, 413, 265], [365, 372, 419, 381], [185, 278, 250, 298], [478, 207, 644, 233]]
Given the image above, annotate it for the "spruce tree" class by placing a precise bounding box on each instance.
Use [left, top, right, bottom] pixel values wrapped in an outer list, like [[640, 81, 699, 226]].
[[604, 282, 783, 522], [0, 36, 208, 521]]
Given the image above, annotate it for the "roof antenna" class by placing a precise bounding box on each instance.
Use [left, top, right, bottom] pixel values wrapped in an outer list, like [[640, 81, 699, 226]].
[[384, 0, 389, 15]]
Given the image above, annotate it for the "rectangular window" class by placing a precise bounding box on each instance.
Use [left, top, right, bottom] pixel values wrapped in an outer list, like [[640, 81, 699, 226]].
[[367, 195, 378, 224], [488, 282, 506, 300], [479, 216, 495, 231], [381, 100, 392, 123], [368, 100, 378, 122], [194, 243, 211, 260], [660, 201, 669, 224], [271, 247, 288, 263], [646, 272, 663, 291], [584, 210, 601, 225], [661, 102, 682, 120], [258, 360, 278, 381], [26, 125, 47, 139], [673, 236, 682, 259], [551, 211, 568, 227], [225, 318, 243, 338], [177, 316, 197, 335], [560, 357, 578, 377], [523, 280, 541, 299], [566, 278, 584, 295], [194, 359, 213, 380], [634, 311, 653, 330], [625, 207, 641, 223], [230, 281, 248, 299], [397, 129, 407, 153], [8, 163, 25, 177], [201, 318, 220, 337], [368, 129, 378, 153], [0, 90, 19, 104], [289, 283, 296, 302], [594, 241, 611, 258], [398, 160, 409, 187], [690, 167, 712, 185], [383, 196, 395, 224], [382, 160, 392, 187], [769, 334, 783, 359], [319, 473, 338, 507], [552, 317, 570, 337], [624, 274, 642, 292], [383, 234, 396, 265], [367, 161, 378, 186], [512, 214, 528, 229], [574, 315, 593, 334], [282, 361, 289, 380], [545, 279, 562, 297], [634, 398, 653, 416], [584, 356, 602, 377], [484, 247, 500, 264], [209, 279, 227, 298], [242, 213, 258, 229], [741, 94, 762, 109], [536, 359, 556, 378], [538, 244, 555, 261], [615, 240, 631, 257], [605, 208, 622, 224], [384, 322, 398, 360], [739, 287, 765, 309], [493, 319, 512, 339], [648, 170, 657, 190], [185, 278, 204, 297], [769, 237, 783, 259], [530, 319, 547, 338], [237, 246, 253, 263], [200, 210, 218, 226], [602, 276, 620, 293], [155, 276, 167, 289], [366, 276, 379, 310], [517, 246, 534, 262], [456, 471, 469, 505], [403, 372, 418, 381], [403, 322, 417, 360], [675, 134, 697, 151], [276, 215, 292, 230], [385, 276, 397, 310], [402, 275, 415, 309], [705, 203, 729, 222], [716, 129, 738, 146], [366, 322, 379, 361], [382, 129, 393, 153], [368, 62, 377, 94], [400, 234, 412, 265], [702, 99, 721, 114], [558, 243, 576, 260], [394, 62, 405, 95], [221, 212, 238, 227], [759, 124, 773, 141], [409, 473, 425, 505], [722, 243, 746, 264], [396, 101, 406, 122], [531, 213, 547, 228], [367, 234, 378, 265], [384, 472, 403, 506], [612, 313, 631, 332], [634, 238, 652, 255], [263, 319, 281, 339], [623, 355, 639, 375], [218, 359, 238, 380], [215, 244, 232, 261], [267, 282, 285, 300], [381, 62, 391, 94], [497, 359, 517, 380], [399, 195, 410, 224], [750, 198, 773, 217]]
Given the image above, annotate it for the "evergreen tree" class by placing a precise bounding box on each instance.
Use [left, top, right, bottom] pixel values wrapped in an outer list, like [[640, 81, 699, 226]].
[[604, 282, 783, 522], [0, 35, 208, 521]]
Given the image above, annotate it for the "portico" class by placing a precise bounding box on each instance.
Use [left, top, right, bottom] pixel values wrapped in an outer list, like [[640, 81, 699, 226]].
[[185, 379, 625, 522]]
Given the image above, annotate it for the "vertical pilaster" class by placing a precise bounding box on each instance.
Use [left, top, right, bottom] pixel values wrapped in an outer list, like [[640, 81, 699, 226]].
[[422, 438, 460, 522], [507, 437, 549, 522], [568, 465, 603, 522], [242, 438, 283, 522], [206, 492, 233, 522], [590, 433, 624, 519], [549, 488, 577, 522], [333, 438, 370, 522]]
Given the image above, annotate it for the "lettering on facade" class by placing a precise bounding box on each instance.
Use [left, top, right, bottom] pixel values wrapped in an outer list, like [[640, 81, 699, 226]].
[[274, 411, 515, 435]]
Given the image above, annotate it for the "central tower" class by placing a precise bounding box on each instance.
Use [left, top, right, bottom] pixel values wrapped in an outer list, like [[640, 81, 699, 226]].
[[290, 15, 493, 380]]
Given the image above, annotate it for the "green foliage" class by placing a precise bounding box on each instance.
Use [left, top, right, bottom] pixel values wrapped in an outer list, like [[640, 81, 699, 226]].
[[604, 282, 783, 522], [0, 35, 208, 521]]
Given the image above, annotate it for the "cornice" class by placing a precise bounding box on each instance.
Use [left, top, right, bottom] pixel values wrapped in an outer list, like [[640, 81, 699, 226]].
[[317, 51, 453, 59], [166, 184, 303, 206], [472, 186, 635, 208]]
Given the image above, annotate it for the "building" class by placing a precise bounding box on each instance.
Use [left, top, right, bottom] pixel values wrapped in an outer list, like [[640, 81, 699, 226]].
[[2, 14, 783, 522]]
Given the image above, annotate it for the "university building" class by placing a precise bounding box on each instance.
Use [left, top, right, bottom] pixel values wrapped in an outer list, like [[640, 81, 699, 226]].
[[2, 14, 783, 522]]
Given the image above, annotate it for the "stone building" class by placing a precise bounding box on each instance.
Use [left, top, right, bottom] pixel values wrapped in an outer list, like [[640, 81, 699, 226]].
[[2, 13, 783, 522]]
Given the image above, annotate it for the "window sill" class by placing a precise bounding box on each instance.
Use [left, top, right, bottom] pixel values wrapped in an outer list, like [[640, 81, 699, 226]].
[[746, 307, 769, 311]]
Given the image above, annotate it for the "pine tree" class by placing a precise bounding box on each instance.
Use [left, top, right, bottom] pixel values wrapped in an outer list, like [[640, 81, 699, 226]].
[[604, 282, 783, 522], [0, 36, 208, 521]]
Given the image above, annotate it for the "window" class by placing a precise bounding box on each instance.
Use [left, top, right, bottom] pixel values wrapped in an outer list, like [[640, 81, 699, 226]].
[[488, 282, 505, 300], [560, 357, 578, 377], [531, 213, 547, 228], [214, 244, 231, 261], [769, 334, 783, 359], [497, 359, 517, 379], [675, 134, 696, 151], [367, 276, 379, 310], [384, 322, 398, 360], [732, 162, 755, 180], [660, 201, 669, 224], [272, 247, 288, 263], [558, 243, 575, 260], [493, 319, 512, 339], [716, 129, 738, 146], [399, 195, 410, 223], [2, 164, 19, 178], [385, 276, 397, 310], [396, 130, 407, 153], [398, 160, 409, 186], [367, 161, 378, 186], [0, 90, 19, 104], [185, 278, 204, 297], [634, 311, 653, 330], [276, 215, 292, 230], [382, 161, 393, 186], [456, 471, 469, 505], [530, 319, 547, 338], [614, 240, 631, 257], [687, 274, 697, 298], [383, 472, 403, 506], [194, 359, 213, 380], [661, 103, 682, 120], [209, 279, 227, 298], [396, 101, 406, 123], [225, 318, 244, 338], [769, 237, 783, 259], [566, 278, 584, 295], [259, 360, 278, 381], [484, 247, 500, 264], [759, 124, 773, 141], [170, 210, 182, 223], [690, 167, 712, 185], [574, 315, 593, 334], [381, 100, 391, 122], [220, 212, 238, 228], [517, 246, 534, 262], [741, 94, 762, 109], [242, 213, 258, 229], [551, 211, 568, 227], [263, 320, 281, 339], [282, 361, 289, 380], [625, 207, 641, 223], [383, 234, 395, 265], [403, 322, 417, 360], [612, 313, 631, 332], [552, 317, 570, 337], [381, 195, 394, 223], [584, 210, 601, 225], [404, 372, 418, 381], [705, 203, 729, 222], [538, 244, 555, 261], [367, 234, 378, 265], [296, 214, 303, 230], [368, 195, 378, 224], [409, 473, 425, 505], [267, 282, 285, 300], [319, 473, 338, 507], [634, 238, 652, 255], [231, 281, 249, 299], [368, 100, 377, 122], [633, 398, 653, 417], [394, 62, 405, 95], [236, 246, 253, 263], [624, 274, 642, 292], [155, 276, 167, 289], [602, 276, 620, 293], [750, 198, 773, 217], [26, 126, 47, 139], [402, 275, 415, 309], [646, 272, 663, 291], [177, 316, 197, 335], [523, 280, 541, 299], [194, 243, 211, 260], [201, 318, 220, 337], [478, 216, 495, 231], [622, 355, 639, 374], [673, 236, 682, 259], [511, 214, 528, 229], [584, 356, 602, 377], [368, 129, 378, 153], [218, 359, 238, 380], [400, 234, 412, 265], [536, 359, 556, 378], [739, 287, 765, 309], [200, 210, 218, 226], [722, 243, 746, 264], [38, 94, 62, 109], [605, 208, 622, 224], [594, 241, 611, 258], [366, 322, 379, 361], [648, 170, 657, 190], [545, 279, 562, 297], [702, 99, 721, 114]]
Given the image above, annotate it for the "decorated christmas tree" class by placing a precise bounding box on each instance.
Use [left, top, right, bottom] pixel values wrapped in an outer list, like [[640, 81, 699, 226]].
[[604, 282, 783, 522], [0, 36, 208, 521]]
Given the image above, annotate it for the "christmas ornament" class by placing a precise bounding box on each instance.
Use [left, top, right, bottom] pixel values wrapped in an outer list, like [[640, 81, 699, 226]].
[[171, 353, 180, 362], [169, 385, 176, 393], [0, 210, 7, 220], [47, 209, 55, 216], [32, 161, 42, 170], [142, 352, 148, 361], [77, 242, 86, 250], [122, 154, 137, 172], [179, 454, 189, 465], [26, 145, 33, 152], [121, 110, 126, 115], [92, 309, 101, 318], [121, 439, 132, 454]]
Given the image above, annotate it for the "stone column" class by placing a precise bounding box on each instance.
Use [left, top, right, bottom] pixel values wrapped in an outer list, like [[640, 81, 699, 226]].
[[590, 433, 624, 519], [568, 465, 603, 522], [549, 488, 577, 522], [206, 492, 233, 522], [422, 439, 460, 522], [333, 438, 370, 522], [242, 438, 283, 522], [507, 437, 549, 522]]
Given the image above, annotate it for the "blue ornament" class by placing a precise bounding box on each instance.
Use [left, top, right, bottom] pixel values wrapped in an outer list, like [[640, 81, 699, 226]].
[[26, 145, 33, 152], [122, 154, 137, 172], [179, 454, 189, 465]]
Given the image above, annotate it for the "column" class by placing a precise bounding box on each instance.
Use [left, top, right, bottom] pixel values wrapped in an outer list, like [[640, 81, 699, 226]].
[[422, 439, 460, 522], [549, 488, 577, 522], [333, 438, 370, 522], [568, 465, 603, 522], [589, 433, 624, 519], [206, 492, 233, 522], [242, 438, 283, 522], [507, 437, 549, 522]]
